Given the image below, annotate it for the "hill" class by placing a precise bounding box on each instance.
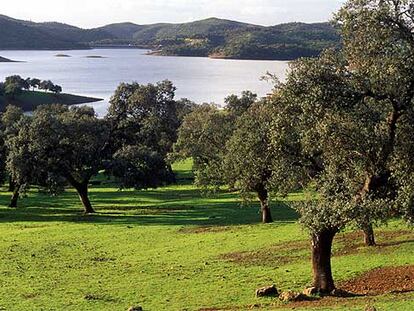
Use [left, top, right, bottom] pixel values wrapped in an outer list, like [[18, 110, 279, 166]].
[[0, 15, 87, 49], [0, 15, 340, 60]]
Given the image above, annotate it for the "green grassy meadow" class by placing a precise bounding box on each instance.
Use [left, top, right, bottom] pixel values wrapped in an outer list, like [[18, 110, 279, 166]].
[[0, 160, 412, 310]]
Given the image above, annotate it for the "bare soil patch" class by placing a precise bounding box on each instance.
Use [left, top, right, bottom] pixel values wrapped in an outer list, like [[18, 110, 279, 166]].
[[335, 230, 414, 257], [340, 265, 414, 295], [220, 230, 413, 267], [220, 240, 307, 267]]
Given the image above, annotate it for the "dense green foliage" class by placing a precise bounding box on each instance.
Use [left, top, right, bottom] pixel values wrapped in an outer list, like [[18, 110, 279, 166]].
[[2, 80, 193, 213], [106, 81, 193, 189], [0, 15, 339, 60], [173, 92, 278, 223]]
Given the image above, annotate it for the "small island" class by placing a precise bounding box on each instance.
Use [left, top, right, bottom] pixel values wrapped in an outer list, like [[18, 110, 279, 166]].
[[0, 75, 102, 112], [55, 54, 71, 57], [85, 55, 106, 58]]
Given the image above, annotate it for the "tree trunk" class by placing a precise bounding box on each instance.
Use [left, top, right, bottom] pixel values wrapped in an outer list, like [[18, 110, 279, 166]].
[[167, 164, 176, 184], [257, 187, 273, 224], [8, 177, 15, 192], [9, 185, 21, 208], [75, 182, 95, 214], [311, 228, 337, 294], [363, 224, 376, 246], [65, 173, 95, 214]]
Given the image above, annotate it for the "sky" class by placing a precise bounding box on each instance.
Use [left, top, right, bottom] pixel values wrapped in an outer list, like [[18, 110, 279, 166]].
[[1, 0, 345, 28]]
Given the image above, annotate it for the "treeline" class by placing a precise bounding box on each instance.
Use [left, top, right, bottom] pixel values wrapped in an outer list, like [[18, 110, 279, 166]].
[[0, 75, 62, 98], [0, 80, 195, 212], [0, 0, 413, 299]]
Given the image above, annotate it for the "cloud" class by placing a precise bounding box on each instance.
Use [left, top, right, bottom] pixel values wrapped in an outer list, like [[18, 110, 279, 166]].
[[2, 0, 345, 27]]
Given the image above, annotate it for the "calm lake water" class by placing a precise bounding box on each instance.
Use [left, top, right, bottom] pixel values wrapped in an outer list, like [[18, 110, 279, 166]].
[[0, 49, 289, 116]]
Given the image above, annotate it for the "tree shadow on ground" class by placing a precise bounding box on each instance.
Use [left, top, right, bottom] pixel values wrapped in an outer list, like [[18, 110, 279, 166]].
[[0, 187, 299, 227]]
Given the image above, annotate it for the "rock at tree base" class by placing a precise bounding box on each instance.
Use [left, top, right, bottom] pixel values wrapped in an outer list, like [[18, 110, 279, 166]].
[[255, 285, 278, 297], [279, 291, 308, 302], [128, 306, 143, 311], [303, 287, 318, 296]]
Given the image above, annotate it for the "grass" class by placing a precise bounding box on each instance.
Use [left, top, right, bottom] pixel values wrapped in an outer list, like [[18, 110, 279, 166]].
[[0, 91, 102, 112], [0, 160, 412, 310]]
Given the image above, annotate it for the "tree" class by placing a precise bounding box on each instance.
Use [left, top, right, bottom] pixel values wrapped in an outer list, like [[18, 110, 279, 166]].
[[39, 80, 55, 92], [224, 91, 257, 117], [105, 80, 185, 190], [1, 105, 25, 207], [0, 111, 8, 190], [50, 84, 62, 94], [5, 75, 25, 89], [174, 92, 268, 220], [29, 78, 41, 91], [4, 82, 22, 99], [0, 82, 5, 96], [265, 0, 414, 291], [8, 104, 110, 213], [335, 0, 414, 246], [173, 104, 234, 189], [224, 100, 275, 223]]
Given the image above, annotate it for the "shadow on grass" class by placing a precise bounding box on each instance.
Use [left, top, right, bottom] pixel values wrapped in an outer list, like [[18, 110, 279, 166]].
[[0, 187, 299, 227]]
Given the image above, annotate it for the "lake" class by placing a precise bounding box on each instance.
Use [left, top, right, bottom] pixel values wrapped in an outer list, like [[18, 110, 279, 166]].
[[0, 49, 289, 116]]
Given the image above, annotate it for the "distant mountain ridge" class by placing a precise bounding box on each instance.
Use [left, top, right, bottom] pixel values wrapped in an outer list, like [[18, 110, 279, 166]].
[[0, 15, 340, 60]]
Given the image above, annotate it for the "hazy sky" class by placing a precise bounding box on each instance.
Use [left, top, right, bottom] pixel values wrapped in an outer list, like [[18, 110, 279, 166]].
[[2, 0, 345, 28]]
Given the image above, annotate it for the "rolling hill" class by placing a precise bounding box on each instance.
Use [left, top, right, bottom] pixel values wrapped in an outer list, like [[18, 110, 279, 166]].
[[0, 15, 340, 60]]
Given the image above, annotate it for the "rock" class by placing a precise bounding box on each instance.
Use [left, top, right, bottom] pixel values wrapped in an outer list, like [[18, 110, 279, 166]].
[[364, 306, 377, 311], [255, 285, 278, 297], [279, 291, 307, 302], [303, 287, 318, 296], [128, 306, 143, 311]]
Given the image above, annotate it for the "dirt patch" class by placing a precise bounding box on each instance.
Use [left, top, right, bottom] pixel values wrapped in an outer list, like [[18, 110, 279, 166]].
[[284, 266, 414, 309], [340, 265, 414, 295], [220, 240, 308, 267], [334, 230, 414, 257], [220, 230, 413, 267]]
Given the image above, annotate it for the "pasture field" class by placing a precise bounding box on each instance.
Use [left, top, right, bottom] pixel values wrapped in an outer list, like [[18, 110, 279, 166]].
[[0, 161, 412, 310]]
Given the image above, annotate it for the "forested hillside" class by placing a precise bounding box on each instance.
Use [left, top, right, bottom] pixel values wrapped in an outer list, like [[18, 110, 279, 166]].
[[0, 15, 340, 60]]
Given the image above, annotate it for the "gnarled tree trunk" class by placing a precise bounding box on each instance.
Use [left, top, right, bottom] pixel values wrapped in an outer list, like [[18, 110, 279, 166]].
[[311, 228, 337, 294], [65, 173, 95, 214], [75, 182, 95, 214], [257, 186, 273, 224], [363, 224, 376, 246]]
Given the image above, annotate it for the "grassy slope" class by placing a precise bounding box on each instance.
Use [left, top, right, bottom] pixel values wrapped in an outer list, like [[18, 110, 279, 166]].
[[0, 160, 412, 310], [0, 91, 102, 112]]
